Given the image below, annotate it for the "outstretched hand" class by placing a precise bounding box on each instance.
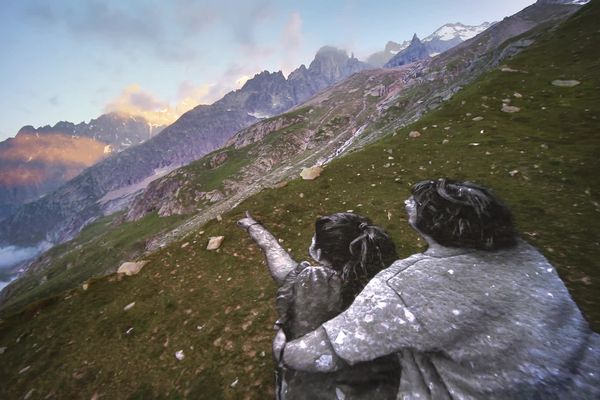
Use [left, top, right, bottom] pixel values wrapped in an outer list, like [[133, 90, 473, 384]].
[[237, 211, 259, 230]]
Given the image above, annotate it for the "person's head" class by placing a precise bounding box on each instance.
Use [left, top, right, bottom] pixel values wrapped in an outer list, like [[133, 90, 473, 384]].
[[309, 212, 398, 305], [407, 179, 518, 250]]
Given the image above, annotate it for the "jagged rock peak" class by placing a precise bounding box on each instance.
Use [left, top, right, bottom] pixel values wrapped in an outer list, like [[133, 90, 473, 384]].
[[16, 125, 36, 136], [411, 33, 421, 44], [314, 45, 350, 58]]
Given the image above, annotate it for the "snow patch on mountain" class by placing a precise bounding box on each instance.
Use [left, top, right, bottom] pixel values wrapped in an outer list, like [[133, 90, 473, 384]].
[[424, 22, 493, 43]]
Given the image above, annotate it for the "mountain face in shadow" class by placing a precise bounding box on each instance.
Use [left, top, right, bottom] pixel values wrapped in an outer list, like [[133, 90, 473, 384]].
[[0, 48, 369, 247], [0, 113, 162, 221]]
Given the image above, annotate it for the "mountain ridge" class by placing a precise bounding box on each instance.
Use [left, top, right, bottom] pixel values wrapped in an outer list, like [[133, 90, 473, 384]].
[[0, 47, 369, 249], [0, 113, 163, 221]]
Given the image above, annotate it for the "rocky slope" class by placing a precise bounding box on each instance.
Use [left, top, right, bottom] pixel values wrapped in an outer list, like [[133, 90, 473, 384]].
[[125, 1, 583, 239], [0, 48, 369, 248], [0, 113, 162, 221], [0, 1, 598, 397]]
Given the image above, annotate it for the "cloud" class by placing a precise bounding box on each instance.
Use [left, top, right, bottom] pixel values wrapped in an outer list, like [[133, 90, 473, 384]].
[[281, 12, 303, 74], [0, 244, 47, 269], [232, 0, 274, 47], [24, 1, 196, 62], [105, 84, 175, 126], [105, 79, 240, 127]]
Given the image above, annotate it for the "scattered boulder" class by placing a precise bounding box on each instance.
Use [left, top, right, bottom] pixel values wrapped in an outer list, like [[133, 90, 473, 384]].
[[272, 180, 288, 189], [513, 92, 523, 98], [207, 190, 225, 203], [82, 283, 89, 291], [442, 139, 450, 144], [0, 346, 6, 354], [472, 116, 484, 121], [207, 236, 225, 250], [123, 302, 136, 311], [502, 105, 521, 113], [509, 170, 520, 177], [300, 166, 323, 180], [551, 80, 580, 87], [408, 131, 421, 138], [195, 190, 226, 203], [175, 350, 185, 361], [117, 261, 149, 276], [209, 152, 229, 169]]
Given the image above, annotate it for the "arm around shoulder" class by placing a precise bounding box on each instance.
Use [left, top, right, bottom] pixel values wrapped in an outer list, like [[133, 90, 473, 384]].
[[283, 270, 431, 371]]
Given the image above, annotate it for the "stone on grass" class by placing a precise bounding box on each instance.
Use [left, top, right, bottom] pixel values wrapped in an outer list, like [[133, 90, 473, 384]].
[[123, 302, 136, 311], [117, 261, 149, 276], [82, 283, 89, 291], [514, 92, 523, 98], [0, 346, 6, 354], [300, 166, 323, 180], [509, 170, 520, 177], [175, 350, 185, 361], [442, 139, 450, 144], [207, 236, 225, 250], [472, 116, 484, 121], [502, 104, 521, 113], [551, 80, 580, 87], [408, 131, 421, 138]]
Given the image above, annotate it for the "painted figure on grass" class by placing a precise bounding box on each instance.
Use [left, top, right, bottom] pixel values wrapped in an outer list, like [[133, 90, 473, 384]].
[[238, 212, 400, 399], [280, 179, 600, 399]]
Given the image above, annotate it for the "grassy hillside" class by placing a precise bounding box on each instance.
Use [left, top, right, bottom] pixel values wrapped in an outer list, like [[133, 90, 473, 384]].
[[1, 2, 599, 399]]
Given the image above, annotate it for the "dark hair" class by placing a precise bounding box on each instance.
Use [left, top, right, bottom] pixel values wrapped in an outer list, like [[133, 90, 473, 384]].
[[411, 179, 517, 250], [313, 212, 398, 307]]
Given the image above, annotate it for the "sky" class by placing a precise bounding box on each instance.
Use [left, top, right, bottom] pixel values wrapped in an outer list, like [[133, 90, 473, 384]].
[[0, 0, 537, 141]]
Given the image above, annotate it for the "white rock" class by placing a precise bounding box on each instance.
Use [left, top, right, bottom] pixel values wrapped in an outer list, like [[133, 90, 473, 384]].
[[0, 346, 6, 354], [123, 302, 136, 311], [19, 366, 31, 374], [408, 131, 421, 138], [513, 92, 523, 98], [82, 283, 89, 291], [472, 116, 484, 121], [230, 377, 239, 388], [300, 166, 323, 180], [502, 104, 521, 113], [175, 350, 185, 360], [206, 236, 225, 250], [442, 139, 450, 144], [117, 261, 149, 276], [551, 80, 580, 87], [509, 170, 520, 177]]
